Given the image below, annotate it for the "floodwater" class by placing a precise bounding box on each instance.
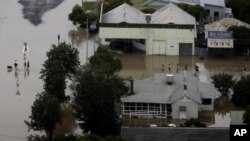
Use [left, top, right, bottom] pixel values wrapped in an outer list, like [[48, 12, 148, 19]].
[[0, 0, 96, 140], [0, 0, 249, 140], [116, 53, 250, 127]]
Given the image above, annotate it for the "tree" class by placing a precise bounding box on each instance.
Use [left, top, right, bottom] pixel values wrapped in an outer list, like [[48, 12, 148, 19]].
[[69, 4, 86, 26], [211, 73, 235, 96], [177, 3, 208, 21], [103, 0, 133, 13], [227, 0, 250, 23], [45, 42, 80, 78], [72, 48, 128, 136], [214, 96, 231, 117], [141, 8, 156, 14], [243, 105, 250, 125], [40, 60, 67, 102], [232, 75, 250, 108], [228, 26, 250, 39], [88, 47, 122, 76], [40, 42, 80, 102], [25, 92, 62, 141], [69, 4, 98, 27]]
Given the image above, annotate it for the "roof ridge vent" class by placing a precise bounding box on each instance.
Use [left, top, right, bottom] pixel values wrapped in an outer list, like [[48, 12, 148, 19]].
[[166, 73, 174, 85]]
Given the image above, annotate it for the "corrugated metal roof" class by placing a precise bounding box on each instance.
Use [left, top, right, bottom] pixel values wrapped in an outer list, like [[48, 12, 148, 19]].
[[151, 3, 196, 25], [199, 82, 220, 98], [168, 83, 201, 104], [201, 0, 225, 7], [205, 18, 250, 38], [145, 0, 225, 7], [121, 72, 215, 104], [102, 3, 146, 23]]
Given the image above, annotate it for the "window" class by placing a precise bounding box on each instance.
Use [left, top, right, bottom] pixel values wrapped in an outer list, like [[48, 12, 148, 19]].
[[179, 106, 187, 112], [202, 98, 212, 105], [214, 12, 219, 21]]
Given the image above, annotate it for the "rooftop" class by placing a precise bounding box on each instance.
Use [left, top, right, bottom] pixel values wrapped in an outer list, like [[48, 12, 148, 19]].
[[102, 3, 146, 24], [102, 3, 196, 25], [121, 72, 219, 104], [151, 3, 196, 25]]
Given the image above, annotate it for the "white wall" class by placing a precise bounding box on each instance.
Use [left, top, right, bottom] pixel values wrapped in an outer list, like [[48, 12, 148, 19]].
[[171, 96, 200, 119], [100, 27, 196, 55]]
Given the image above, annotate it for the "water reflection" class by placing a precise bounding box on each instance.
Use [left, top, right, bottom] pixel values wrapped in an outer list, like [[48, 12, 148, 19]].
[[214, 96, 231, 118], [19, 0, 64, 25], [68, 28, 87, 48], [54, 105, 77, 137], [15, 70, 21, 95]]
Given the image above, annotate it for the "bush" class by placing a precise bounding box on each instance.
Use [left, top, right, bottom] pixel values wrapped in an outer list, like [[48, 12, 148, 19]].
[[141, 8, 156, 14], [184, 118, 207, 127]]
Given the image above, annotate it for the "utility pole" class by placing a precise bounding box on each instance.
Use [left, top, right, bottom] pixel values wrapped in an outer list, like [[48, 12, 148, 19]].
[[86, 17, 88, 62]]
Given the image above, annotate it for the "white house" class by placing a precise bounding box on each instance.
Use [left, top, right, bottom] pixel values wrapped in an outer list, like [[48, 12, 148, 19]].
[[121, 72, 219, 119], [144, 0, 233, 22]]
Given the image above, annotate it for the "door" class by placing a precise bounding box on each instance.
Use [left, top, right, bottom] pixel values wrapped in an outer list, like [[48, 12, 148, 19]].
[[179, 43, 192, 56], [153, 40, 166, 55]]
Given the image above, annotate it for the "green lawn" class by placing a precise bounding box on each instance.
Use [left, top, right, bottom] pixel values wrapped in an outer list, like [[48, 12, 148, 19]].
[[131, 0, 147, 9], [84, 2, 95, 11], [131, 0, 162, 11]]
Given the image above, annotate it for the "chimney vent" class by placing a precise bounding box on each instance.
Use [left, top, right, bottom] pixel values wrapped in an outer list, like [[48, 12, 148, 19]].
[[129, 79, 134, 94], [166, 74, 174, 85], [145, 14, 151, 23], [184, 84, 187, 90]]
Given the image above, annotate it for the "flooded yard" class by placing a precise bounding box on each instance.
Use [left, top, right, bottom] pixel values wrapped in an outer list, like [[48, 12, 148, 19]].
[[0, 0, 249, 140]]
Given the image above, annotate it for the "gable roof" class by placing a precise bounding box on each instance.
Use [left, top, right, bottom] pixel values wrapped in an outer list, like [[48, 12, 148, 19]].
[[201, 0, 225, 7], [102, 3, 146, 24], [205, 18, 250, 38], [168, 83, 201, 104], [121, 72, 217, 104], [151, 3, 196, 25], [144, 0, 225, 7]]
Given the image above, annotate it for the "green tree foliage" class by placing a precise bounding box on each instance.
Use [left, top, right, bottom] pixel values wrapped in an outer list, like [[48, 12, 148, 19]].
[[72, 48, 128, 136], [40, 42, 79, 102], [177, 3, 208, 21], [243, 105, 250, 125], [214, 96, 231, 117], [25, 93, 62, 141], [69, 4, 97, 27], [232, 75, 250, 108], [211, 73, 235, 96], [228, 26, 250, 39], [40, 60, 67, 102], [88, 47, 122, 76], [227, 0, 250, 23], [45, 43, 80, 78], [183, 118, 207, 127], [141, 8, 156, 14], [103, 0, 133, 13], [69, 4, 86, 26]]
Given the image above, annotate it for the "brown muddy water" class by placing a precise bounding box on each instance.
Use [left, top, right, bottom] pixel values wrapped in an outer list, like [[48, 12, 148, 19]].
[[0, 0, 249, 140], [0, 0, 96, 140]]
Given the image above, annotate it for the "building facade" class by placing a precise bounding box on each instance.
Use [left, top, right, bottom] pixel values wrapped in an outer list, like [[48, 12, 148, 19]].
[[144, 0, 232, 22], [121, 72, 219, 119], [99, 3, 197, 56]]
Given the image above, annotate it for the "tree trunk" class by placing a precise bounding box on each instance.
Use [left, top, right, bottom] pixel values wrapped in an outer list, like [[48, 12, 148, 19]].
[[46, 130, 53, 141]]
